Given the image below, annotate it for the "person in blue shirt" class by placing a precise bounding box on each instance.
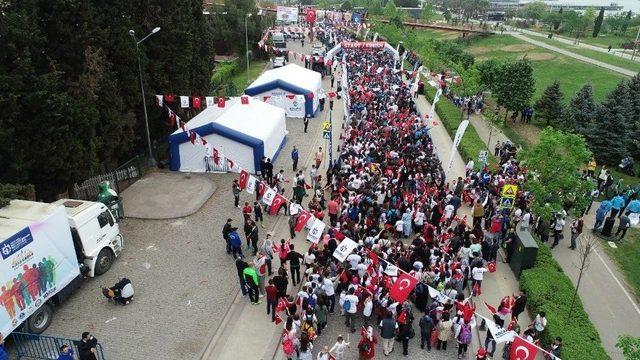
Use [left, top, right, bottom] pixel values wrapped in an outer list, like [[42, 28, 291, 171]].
[[57, 344, 74, 360], [610, 194, 626, 218], [0, 334, 8, 360], [291, 145, 299, 172], [594, 204, 608, 230], [228, 228, 243, 259]]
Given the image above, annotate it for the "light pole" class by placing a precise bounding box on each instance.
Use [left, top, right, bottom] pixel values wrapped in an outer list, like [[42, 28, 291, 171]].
[[632, 25, 640, 60], [245, 13, 252, 85], [129, 27, 161, 167]]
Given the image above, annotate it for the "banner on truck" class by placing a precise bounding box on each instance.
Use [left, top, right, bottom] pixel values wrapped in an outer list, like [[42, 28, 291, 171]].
[[0, 207, 80, 337], [277, 6, 299, 23]]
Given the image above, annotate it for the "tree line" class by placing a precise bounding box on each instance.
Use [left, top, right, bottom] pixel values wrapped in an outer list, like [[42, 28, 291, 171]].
[[0, 0, 265, 200]]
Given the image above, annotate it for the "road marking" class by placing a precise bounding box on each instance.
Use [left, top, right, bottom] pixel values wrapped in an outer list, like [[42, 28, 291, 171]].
[[593, 246, 640, 315]]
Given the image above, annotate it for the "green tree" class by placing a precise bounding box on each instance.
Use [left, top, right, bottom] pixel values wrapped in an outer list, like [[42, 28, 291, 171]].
[[421, 3, 436, 23], [494, 59, 535, 120], [554, 7, 563, 30], [616, 335, 640, 360], [384, 0, 398, 18], [522, 128, 593, 221], [565, 84, 598, 136], [395, 0, 419, 7], [518, 1, 547, 21], [562, 10, 592, 43], [0, 183, 35, 208], [627, 75, 640, 160], [583, 7, 596, 24], [534, 81, 564, 126], [593, 7, 605, 37], [369, 0, 383, 15], [443, 8, 452, 23], [476, 59, 503, 92], [341, 0, 354, 11], [585, 81, 633, 165]]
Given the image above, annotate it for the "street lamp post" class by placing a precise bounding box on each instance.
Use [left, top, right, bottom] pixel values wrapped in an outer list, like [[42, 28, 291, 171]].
[[129, 27, 161, 167], [632, 25, 640, 61], [245, 13, 252, 85]]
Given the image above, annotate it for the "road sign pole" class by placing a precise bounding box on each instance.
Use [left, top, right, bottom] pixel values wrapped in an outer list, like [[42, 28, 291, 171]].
[[329, 110, 333, 165]]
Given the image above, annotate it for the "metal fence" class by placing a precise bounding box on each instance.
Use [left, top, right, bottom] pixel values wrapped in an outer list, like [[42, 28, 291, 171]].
[[72, 155, 145, 200], [11, 332, 106, 360]]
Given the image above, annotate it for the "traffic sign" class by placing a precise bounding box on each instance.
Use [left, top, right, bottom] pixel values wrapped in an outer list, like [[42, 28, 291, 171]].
[[322, 121, 331, 131], [323, 131, 331, 139], [500, 197, 514, 209], [501, 184, 518, 199]]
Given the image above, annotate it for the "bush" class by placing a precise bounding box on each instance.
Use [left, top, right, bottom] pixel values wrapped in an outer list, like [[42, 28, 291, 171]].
[[519, 240, 608, 360], [210, 61, 239, 90], [423, 85, 496, 168]]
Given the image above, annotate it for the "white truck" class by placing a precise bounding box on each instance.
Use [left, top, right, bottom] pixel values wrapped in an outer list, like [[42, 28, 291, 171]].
[[0, 199, 123, 337]]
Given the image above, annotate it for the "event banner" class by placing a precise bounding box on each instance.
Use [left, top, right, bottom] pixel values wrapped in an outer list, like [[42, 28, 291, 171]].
[[341, 41, 385, 50], [277, 6, 299, 23], [1, 206, 80, 337]]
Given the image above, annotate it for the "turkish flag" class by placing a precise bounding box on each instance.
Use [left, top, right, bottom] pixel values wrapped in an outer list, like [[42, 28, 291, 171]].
[[274, 314, 283, 325], [164, 94, 175, 103], [257, 181, 267, 197], [295, 210, 312, 232], [238, 170, 249, 189], [217, 97, 226, 107], [213, 148, 220, 165], [168, 111, 176, 127], [286, 94, 295, 99], [510, 336, 538, 360], [367, 249, 379, 268], [241, 96, 249, 104], [192, 96, 202, 109], [189, 131, 196, 144], [488, 261, 497, 273], [484, 301, 497, 315], [306, 9, 316, 23], [388, 273, 418, 303], [269, 193, 286, 215]]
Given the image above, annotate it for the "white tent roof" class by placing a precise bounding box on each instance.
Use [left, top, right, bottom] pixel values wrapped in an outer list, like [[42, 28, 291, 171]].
[[170, 98, 240, 135], [247, 63, 321, 93], [215, 97, 286, 140]]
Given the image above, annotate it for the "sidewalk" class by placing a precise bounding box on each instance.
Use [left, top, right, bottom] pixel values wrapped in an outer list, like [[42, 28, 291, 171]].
[[510, 33, 637, 77], [517, 28, 640, 63], [467, 113, 510, 152]]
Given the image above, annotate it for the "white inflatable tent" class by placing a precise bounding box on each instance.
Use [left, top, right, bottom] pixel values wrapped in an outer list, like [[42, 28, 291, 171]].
[[244, 63, 322, 118], [169, 97, 288, 173]]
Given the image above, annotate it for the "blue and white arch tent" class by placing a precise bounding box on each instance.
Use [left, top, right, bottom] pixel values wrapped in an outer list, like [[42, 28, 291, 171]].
[[168, 97, 288, 174], [244, 63, 322, 118]]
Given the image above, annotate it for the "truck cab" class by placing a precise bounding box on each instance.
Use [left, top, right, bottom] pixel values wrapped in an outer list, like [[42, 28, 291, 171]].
[[272, 32, 286, 51], [52, 199, 123, 277]]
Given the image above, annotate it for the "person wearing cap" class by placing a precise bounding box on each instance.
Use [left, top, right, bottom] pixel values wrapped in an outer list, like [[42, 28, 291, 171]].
[[476, 347, 488, 360]]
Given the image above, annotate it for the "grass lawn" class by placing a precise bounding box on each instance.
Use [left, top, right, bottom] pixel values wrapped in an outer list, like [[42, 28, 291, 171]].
[[414, 28, 461, 41], [600, 228, 640, 300], [527, 27, 638, 49], [230, 60, 268, 95], [466, 35, 626, 102], [522, 35, 640, 74]]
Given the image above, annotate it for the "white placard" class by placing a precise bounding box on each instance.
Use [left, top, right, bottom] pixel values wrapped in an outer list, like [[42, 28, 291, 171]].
[[486, 318, 517, 344], [332, 237, 358, 262], [276, 6, 299, 22], [246, 176, 257, 194], [306, 219, 326, 244], [262, 188, 277, 205], [180, 96, 190, 108]]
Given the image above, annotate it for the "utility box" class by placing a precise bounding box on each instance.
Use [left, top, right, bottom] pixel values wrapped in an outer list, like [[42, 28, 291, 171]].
[[508, 228, 539, 278]]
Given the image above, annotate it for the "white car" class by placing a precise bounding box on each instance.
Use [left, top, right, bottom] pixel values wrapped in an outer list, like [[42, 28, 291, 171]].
[[273, 57, 286, 68]]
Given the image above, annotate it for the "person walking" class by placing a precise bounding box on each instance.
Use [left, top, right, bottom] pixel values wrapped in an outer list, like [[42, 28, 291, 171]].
[[222, 218, 233, 254], [569, 217, 583, 250], [616, 214, 631, 239], [265, 279, 278, 322], [291, 145, 299, 171], [551, 216, 565, 249], [254, 201, 264, 227], [329, 335, 350, 360], [419, 311, 435, 350], [246, 219, 259, 255], [329, 98, 334, 111], [303, 114, 309, 133], [264, 158, 274, 185], [315, 147, 324, 169], [78, 332, 98, 360], [260, 233, 274, 275], [343, 288, 359, 333], [437, 313, 453, 351], [455, 320, 473, 359], [379, 311, 398, 355], [232, 179, 241, 208], [511, 290, 527, 320], [358, 326, 377, 360], [235, 256, 248, 296], [243, 264, 262, 305], [229, 227, 243, 258], [285, 244, 304, 286], [330, 74, 335, 88]]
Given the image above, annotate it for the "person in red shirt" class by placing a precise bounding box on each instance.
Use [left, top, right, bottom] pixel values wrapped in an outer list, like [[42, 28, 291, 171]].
[[358, 326, 378, 359], [327, 197, 339, 226], [242, 202, 252, 222], [265, 279, 279, 322]]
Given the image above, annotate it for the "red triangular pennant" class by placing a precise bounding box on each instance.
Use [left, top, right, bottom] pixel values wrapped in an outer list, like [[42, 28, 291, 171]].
[[189, 131, 196, 144]]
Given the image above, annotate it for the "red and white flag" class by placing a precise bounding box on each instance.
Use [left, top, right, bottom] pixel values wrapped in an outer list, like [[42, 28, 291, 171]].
[[484, 301, 497, 315], [238, 170, 249, 189], [257, 181, 267, 197], [213, 148, 220, 165], [269, 193, 287, 215], [388, 273, 418, 303], [510, 336, 538, 360], [295, 210, 312, 232]]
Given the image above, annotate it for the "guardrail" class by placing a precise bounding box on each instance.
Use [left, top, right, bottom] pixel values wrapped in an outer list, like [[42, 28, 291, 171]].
[[11, 332, 106, 360]]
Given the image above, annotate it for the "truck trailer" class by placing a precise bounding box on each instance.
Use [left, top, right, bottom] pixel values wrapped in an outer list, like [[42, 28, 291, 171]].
[[0, 199, 123, 337]]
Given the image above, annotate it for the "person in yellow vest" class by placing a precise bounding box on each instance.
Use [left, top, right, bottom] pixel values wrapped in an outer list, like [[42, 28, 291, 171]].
[[587, 157, 597, 178]]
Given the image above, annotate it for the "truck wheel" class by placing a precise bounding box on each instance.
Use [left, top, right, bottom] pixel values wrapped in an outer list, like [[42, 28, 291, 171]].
[[95, 248, 114, 275], [27, 303, 53, 334]]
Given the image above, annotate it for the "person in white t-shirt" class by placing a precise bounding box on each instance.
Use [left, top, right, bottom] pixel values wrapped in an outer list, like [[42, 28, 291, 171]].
[[532, 312, 547, 333], [346, 253, 362, 271], [471, 266, 488, 296], [343, 288, 359, 332]]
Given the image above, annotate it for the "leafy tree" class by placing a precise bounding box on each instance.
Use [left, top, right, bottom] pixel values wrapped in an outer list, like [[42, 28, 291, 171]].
[[476, 59, 503, 92], [565, 84, 598, 136], [562, 10, 592, 43], [522, 128, 593, 221], [395, 0, 419, 7], [341, 0, 354, 11], [421, 3, 436, 23], [435, 41, 475, 69], [593, 7, 605, 37], [534, 81, 564, 126], [583, 7, 596, 24], [518, 1, 547, 21], [369, 0, 384, 15], [0, 183, 35, 208], [616, 335, 640, 360], [384, 0, 398, 18], [451, 64, 481, 98], [585, 81, 633, 165], [493, 59, 535, 120], [443, 8, 452, 23], [554, 7, 563, 30]]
